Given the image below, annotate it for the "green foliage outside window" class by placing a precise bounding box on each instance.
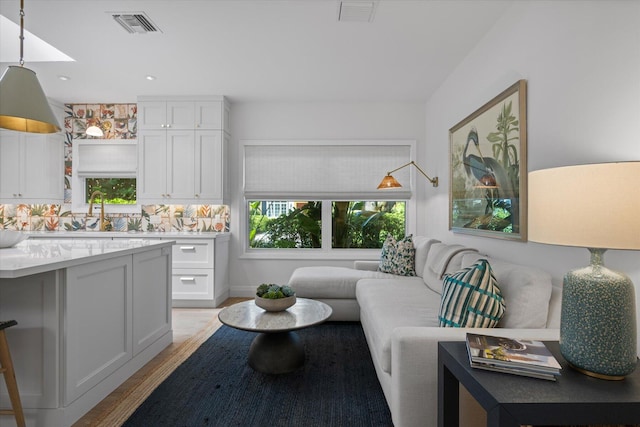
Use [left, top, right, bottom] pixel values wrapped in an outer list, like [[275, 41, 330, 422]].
[[248, 200, 405, 249], [86, 178, 136, 205]]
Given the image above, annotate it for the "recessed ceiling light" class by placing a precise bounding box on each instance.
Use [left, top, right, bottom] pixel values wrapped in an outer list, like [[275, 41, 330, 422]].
[[58, 75, 70, 81], [145, 75, 156, 81]]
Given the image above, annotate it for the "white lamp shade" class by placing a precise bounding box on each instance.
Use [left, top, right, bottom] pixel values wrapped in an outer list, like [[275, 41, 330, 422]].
[[0, 65, 61, 134], [528, 162, 640, 250]]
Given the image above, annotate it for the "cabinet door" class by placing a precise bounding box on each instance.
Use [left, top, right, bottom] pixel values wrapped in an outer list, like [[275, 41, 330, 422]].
[[138, 130, 168, 201], [133, 247, 172, 355], [195, 130, 223, 201], [0, 131, 21, 200], [166, 130, 196, 200], [138, 101, 167, 130], [195, 101, 223, 130], [166, 101, 195, 130], [21, 133, 63, 201]]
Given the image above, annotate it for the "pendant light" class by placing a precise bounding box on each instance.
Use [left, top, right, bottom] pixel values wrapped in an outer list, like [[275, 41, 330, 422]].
[[0, 0, 61, 134]]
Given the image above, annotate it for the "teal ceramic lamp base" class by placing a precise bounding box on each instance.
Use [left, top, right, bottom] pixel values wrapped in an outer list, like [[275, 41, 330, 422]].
[[560, 248, 638, 380]]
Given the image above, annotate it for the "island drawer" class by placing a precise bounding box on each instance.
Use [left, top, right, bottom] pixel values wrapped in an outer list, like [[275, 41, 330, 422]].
[[172, 269, 214, 300], [171, 239, 214, 269]]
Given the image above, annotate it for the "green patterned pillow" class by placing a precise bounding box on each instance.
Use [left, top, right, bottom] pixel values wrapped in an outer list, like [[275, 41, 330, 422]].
[[438, 259, 505, 327], [378, 235, 416, 276]]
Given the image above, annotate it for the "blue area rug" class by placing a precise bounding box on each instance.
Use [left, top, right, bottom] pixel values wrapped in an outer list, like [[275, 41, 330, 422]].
[[123, 322, 393, 426]]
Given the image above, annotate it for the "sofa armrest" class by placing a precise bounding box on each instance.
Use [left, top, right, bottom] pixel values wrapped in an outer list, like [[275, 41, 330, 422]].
[[390, 327, 560, 427], [353, 260, 379, 271]]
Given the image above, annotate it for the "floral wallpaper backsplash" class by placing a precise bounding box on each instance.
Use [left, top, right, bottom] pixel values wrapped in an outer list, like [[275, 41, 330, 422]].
[[0, 102, 230, 233], [0, 204, 230, 233]]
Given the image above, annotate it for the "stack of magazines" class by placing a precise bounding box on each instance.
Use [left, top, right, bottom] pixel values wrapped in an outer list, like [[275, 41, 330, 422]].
[[466, 333, 562, 381]]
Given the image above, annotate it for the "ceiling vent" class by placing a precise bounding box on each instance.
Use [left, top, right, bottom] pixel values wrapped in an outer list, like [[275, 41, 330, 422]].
[[111, 12, 161, 34], [338, 1, 378, 23]]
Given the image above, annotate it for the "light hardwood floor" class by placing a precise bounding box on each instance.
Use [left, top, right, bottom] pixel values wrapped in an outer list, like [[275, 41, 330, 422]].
[[73, 298, 249, 426]]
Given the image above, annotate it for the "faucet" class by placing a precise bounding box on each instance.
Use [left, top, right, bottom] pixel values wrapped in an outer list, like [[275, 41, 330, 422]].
[[88, 191, 107, 231]]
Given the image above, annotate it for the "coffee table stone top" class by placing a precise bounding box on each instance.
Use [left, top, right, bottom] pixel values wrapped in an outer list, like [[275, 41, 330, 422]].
[[218, 298, 332, 333]]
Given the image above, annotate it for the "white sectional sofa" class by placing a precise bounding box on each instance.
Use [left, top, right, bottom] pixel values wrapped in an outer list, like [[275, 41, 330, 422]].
[[288, 237, 561, 427]]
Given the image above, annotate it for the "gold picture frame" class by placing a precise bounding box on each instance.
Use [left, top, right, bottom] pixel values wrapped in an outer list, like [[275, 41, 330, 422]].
[[449, 80, 527, 241]]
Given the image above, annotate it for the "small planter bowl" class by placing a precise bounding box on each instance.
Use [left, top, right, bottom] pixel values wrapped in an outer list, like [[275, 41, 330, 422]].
[[255, 294, 296, 312]]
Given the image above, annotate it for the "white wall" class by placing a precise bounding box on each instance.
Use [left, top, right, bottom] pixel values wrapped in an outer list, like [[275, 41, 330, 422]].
[[422, 0, 640, 354], [228, 102, 426, 294]]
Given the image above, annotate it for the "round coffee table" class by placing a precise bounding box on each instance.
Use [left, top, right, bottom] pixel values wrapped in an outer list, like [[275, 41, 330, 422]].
[[218, 298, 332, 374]]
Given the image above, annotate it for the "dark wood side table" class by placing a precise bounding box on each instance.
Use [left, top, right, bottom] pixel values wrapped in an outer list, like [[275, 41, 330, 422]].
[[438, 341, 640, 427]]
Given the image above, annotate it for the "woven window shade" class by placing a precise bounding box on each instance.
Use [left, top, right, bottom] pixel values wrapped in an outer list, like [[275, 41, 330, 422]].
[[243, 140, 414, 200], [76, 141, 137, 177]]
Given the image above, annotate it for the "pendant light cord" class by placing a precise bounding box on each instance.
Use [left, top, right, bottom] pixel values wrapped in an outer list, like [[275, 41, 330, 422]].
[[19, 0, 25, 66]]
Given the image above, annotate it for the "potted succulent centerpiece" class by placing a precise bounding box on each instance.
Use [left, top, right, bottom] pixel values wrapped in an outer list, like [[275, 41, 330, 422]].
[[255, 283, 296, 311]]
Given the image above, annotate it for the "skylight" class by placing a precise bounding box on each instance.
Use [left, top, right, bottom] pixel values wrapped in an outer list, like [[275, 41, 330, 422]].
[[0, 15, 74, 62]]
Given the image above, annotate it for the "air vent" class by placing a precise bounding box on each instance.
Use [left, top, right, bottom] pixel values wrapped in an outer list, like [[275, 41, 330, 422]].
[[338, 1, 378, 23], [111, 12, 161, 34]]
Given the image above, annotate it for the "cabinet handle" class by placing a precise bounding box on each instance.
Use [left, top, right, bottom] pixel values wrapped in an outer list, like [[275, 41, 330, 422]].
[[180, 246, 196, 251], [161, 124, 165, 128], [194, 193, 200, 198], [180, 277, 196, 282], [166, 124, 171, 128]]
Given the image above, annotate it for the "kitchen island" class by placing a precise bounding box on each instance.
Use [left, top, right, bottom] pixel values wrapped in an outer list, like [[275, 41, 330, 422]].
[[0, 239, 173, 427]]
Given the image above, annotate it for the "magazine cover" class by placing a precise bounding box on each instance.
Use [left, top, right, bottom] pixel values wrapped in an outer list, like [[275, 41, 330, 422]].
[[466, 333, 562, 374]]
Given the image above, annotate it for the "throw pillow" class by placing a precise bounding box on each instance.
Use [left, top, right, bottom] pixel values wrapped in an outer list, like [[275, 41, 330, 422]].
[[438, 259, 505, 328], [378, 235, 416, 276]]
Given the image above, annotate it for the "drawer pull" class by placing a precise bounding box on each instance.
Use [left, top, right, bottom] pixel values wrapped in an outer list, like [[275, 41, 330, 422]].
[[180, 277, 196, 282], [180, 246, 196, 251]]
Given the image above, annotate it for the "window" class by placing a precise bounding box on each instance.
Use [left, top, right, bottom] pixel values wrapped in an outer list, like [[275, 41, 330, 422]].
[[243, 140, 417, 255], [248, 200, 406, 250], [72, 140, 139, 213], [85, 178, 136, 204]]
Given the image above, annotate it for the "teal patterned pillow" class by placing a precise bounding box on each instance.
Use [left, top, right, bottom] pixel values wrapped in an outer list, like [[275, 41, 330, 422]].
[[438, 259, 505, 328], [378, 235, 416, 276]]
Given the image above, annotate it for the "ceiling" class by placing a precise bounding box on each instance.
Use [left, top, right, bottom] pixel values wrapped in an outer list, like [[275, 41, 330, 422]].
[[0, 0, 513, 104]]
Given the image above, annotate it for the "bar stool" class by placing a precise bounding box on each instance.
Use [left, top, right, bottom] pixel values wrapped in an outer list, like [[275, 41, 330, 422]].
[[0, 320, 25, 427]]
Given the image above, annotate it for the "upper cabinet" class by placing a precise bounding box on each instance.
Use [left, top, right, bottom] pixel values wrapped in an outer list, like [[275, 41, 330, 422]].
[[138, 97, 230, 133], [0, 103, 64, 203], [136, 96, 230, 205]]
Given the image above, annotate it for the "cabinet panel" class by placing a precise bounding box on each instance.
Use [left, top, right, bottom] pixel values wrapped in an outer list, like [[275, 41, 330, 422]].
[[133, 247, 172, 355], [167, 102, 195, 129], [0, 130, 63, 202], [195, 130, 223, 200], [64, 256, 133, 405], [172, 269, 214, 300], [138, 130, 168, 201], [137, 101, 167, 130], [0, 131, 21, 199], [195, 101, 222, 129], [166, 130, 196, 199]]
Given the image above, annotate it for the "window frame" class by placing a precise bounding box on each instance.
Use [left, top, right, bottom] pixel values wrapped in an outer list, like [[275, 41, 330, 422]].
[[71, 140, 141, 214]]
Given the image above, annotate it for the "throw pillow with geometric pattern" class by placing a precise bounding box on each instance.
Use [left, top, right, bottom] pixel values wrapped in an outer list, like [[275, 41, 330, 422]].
[[378, 234, 416, 276], [438, 259, 505, 327]]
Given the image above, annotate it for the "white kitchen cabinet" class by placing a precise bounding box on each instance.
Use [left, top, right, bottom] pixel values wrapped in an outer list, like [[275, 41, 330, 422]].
[[138, 98, 229, 132], [137, 101, 195, 130], [137, 96, 229, 204], [138, 129, 225, 204], [167, 234, 230, 308], [0, 130, 64, 203]]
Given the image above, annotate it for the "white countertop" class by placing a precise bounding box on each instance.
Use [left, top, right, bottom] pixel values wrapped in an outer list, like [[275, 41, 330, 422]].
[[26, 231, 229, 239], [0, 239, 174, 279]]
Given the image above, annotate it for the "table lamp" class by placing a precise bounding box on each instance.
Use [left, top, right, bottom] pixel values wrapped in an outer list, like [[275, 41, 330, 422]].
[[529, 161, 639, 379]]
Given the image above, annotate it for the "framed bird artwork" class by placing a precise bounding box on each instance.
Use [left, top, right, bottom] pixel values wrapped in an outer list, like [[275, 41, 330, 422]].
[[449, 80, 528, 241]]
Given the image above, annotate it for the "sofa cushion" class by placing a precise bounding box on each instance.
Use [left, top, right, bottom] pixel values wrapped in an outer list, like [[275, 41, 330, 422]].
[[288, 266, 397, 299], [356, 277, 441, 374], [412, 237, 440, 278], [378, 235, 416, 276], [461, 253, 552, 328], [438, 259, 505, 328], [423, 244, 478, 294]]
